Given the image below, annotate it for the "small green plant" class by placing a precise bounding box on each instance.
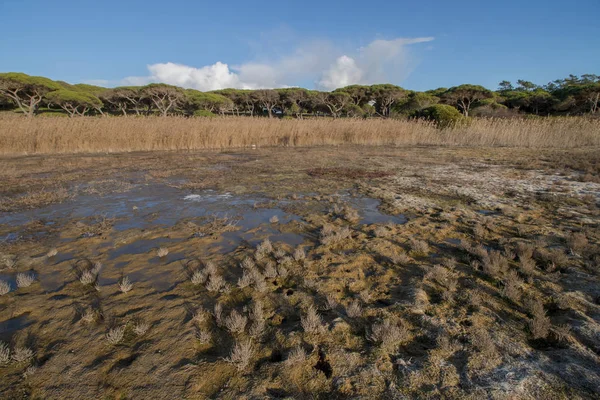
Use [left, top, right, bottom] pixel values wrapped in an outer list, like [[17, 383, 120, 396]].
[[414, 104, 468, 128]]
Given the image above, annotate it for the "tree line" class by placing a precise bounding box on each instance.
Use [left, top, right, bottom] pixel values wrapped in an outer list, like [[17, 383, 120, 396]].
[[0, 72, 598, 121]]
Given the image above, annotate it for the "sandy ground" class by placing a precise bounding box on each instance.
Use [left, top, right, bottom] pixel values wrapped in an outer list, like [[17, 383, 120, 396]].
[[0, 146, 599, 399]]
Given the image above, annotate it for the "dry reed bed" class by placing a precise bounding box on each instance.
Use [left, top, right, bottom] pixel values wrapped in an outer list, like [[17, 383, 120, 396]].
[[0, 115, 599, 154]]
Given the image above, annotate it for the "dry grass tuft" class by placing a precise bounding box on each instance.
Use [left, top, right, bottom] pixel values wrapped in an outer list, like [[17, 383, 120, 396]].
[[16, 272, 35, 288], [256, 239, 273, 256], [81, 308, 98, 324], [293, 247, 306, 262], [567, 232, 588, 255], [12, 346, 34, 364], [106, 326, 126, 345], [133, 321, 150, 336], [346, 300, 363, 318], [119, 276, 133, 293], [195, 327, 212, 344], [285, 346, 307, 366], [205, 273, 227, 292], [191, 269, 207, 285], [2, 115, 599, 155], [0, 280, 11, 296], [483, 250, 508, 278], [320, 224, 352, 246], [0, 342, 10, 366], [301, 305, 324, 334], [368, 319, 411, 352], [157, 247, 169, 258], [79, 270, 96, 285], [225, 310, 248, 336], [409, 239, 429, 256], [226, 340, 253, 371]]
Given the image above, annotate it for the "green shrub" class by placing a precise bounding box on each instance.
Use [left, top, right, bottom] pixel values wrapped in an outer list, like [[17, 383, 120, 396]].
[[193, 110, 217, 118], [414, 104, 467, 128], [475, 98, 507, 110]]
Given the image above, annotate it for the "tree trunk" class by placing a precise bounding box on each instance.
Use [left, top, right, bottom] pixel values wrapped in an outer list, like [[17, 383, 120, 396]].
[[589, 93, 599, 113], [4, 90, 29, 116]]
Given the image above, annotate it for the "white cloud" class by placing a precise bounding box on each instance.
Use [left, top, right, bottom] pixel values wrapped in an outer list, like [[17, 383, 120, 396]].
[[122, 62, 243, 90], [318, 56, 363, 91], [119, 36, 433, 91]]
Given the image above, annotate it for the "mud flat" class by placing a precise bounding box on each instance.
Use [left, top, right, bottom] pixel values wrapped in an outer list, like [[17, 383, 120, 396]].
[[0, 146, 599, 399]]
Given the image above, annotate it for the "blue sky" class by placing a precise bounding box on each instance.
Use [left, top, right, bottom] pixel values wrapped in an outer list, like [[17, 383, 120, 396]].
[[0, 0, 598, 91]]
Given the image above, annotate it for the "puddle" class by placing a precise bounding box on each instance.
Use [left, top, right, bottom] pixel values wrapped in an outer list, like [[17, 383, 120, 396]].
[[0, 313, 33, 341], [445, 238, 462, 246], [477, 209, 500, 216], [51, 252, 75, 265], [2, 187, 406, 275], [128, 267, 183, 292], [214, 231, 305, 253], [209, 207, 305, 253], [347, 197, 407, 225], [0, 269, 36, 290], [109, 238, 180, 260], [40, 270, 65, 292], [149, 252, 185, 265], [1, 185, 403, 236], [0, 268, 65, 293], [238, 208, 300, 230], [0, 185, 258, 233]]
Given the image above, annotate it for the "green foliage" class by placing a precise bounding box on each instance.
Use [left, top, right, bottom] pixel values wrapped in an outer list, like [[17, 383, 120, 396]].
[[0, 72, 63, 116], [72, 83, 106, 96], [426, 87, 448, 97], [334, 85, 372, 106], [1, 71, 598, 118], [193, 109, 217, 117], [498, 81, 514, 92], [344, 103, 364, 118], [414, 104, 467, 128], [184, 90, 232, 114], [516, 80, 537, 91], [46, 89, 101, 106], [502, 89, 553, 114], [0, 72, 61, 91], [141, 84, 184, 116], [442, 84, 493, 116], [394, 91, 439, 115], [45, 89, 103, 116], [369, 84, 407, 117], [475, 98, 507, 109]]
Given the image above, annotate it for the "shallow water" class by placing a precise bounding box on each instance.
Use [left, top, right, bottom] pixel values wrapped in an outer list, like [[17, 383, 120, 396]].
[[0, 313, 33, 341], [108, 238, 179, 260], [0, 185, 256, 231], [350, 197, 407, 225], [0, 184, 413, 344], [1, 186, 406, 291]]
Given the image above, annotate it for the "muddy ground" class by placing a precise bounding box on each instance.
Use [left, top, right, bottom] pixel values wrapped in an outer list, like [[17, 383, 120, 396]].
[[0, 146, 599, 399]]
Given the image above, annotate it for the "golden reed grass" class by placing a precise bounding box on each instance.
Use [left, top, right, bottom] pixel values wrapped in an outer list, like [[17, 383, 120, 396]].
[[0, 115, 598, 155]]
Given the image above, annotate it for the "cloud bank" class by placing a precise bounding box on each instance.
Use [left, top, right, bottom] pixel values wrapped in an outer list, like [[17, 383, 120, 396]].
[[121, 36, 433, 91]]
